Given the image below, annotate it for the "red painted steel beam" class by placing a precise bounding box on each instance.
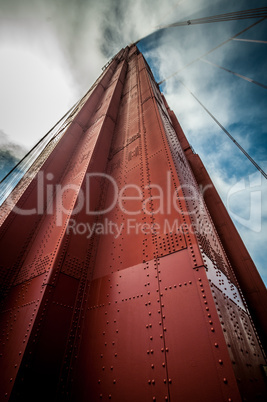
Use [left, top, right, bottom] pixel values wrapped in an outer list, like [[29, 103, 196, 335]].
[[0, 45, 266, 402], [167, 101, 267, 352]]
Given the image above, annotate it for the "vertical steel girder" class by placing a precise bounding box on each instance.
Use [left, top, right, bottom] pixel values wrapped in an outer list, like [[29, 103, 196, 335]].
[[0, 45, 266, 401]]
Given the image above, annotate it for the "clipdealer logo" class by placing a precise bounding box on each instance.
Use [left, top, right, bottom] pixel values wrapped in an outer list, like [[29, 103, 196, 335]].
[[66, 217, 187, 239], [6, 170, 262, 238], [226, 171, 262, 233], [8, 171, 201, 220], [65, 218, 206, 239]]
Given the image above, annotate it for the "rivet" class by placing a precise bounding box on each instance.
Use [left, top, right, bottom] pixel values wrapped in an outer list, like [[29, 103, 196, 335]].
[[219, 360, 223, 365], [223, 378, 228, 384], [211, 328, 215, 332], [214, 343, 219, 348]]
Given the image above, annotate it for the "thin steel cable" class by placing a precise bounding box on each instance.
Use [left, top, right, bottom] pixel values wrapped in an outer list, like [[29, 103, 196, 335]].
[[0, 50, 120, 202], [0, 101, 79, 185], [0, 119, 75, 204], [158, 8, 267, 29], [200, 58, 267, 89], [178, 80, 267, 179], [232, 38, 267, 44], [158, 18, 265, 85], [0, 123, 72, 198]]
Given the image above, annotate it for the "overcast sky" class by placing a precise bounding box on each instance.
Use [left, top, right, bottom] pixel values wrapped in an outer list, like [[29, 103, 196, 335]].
[[0, 0, 266, 284]]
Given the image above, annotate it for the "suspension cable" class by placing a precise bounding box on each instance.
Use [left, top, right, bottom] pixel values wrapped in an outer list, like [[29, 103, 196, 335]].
[[157, 7, 267, 29], [0, 101, 79, 185], [0, 69, 105, 189], [232, 38, 267, 44], [200, 58, 267, 89], [158, 18, 265, 85], [178, 80, 267, 179]]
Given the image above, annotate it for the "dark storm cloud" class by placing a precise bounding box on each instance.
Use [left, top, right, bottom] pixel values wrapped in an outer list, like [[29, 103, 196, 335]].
[[1, 0, 107, 90], [0, 130, 26, 180], [98, 0, 138, 58], [1, 0, 184, 91]]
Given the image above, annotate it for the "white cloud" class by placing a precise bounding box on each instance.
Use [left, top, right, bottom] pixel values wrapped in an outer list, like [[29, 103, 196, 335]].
[[0, 43, 75, 149]]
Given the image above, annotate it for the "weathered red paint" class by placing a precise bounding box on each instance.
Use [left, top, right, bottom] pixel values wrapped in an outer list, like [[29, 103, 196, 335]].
[[0, 45, 266, 401]]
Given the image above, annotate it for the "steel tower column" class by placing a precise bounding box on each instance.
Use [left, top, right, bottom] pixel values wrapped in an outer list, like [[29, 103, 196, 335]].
[[0, 45, 266, 402]]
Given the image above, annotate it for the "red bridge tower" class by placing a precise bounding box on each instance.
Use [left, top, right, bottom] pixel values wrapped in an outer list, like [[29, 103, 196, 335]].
[[0, 45, 266, 401]]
